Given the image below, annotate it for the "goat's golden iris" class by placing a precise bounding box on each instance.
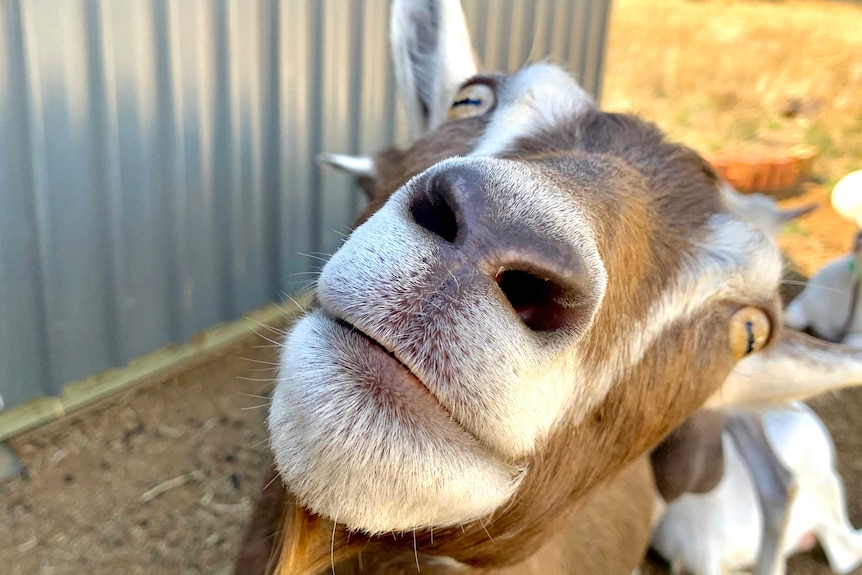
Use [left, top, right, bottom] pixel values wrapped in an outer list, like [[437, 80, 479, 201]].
[[448, 82, 495, 120], [729, 307, 771, 360]]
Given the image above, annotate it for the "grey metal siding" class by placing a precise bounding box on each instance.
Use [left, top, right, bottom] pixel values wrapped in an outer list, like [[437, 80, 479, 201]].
[[0, 0, 611, 411]]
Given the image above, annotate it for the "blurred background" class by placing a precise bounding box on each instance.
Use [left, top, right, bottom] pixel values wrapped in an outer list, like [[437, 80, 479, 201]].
[[0, 0, 608, 414]]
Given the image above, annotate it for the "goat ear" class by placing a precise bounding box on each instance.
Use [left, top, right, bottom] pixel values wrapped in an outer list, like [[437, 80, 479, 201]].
[[318, 152, 379, 201], [719, 184, 816, 235], [317, 152, 376, 178], [650, 410, 725, 503], [390, 0, 479, 138], [706, 327, 862, 408], [777, 202, 818, 222]]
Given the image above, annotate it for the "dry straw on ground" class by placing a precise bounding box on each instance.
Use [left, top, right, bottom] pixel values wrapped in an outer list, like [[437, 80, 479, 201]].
[[603, 0, 862, 188]]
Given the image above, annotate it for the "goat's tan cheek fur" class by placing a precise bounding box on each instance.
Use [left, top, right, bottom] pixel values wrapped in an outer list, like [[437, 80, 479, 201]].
[[728, 306, 771, 361]]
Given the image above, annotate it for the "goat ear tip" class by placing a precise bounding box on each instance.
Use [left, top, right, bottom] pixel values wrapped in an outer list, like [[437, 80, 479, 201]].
[[316, 151, 351, 170], [779, 202, 819, 222], [316, 152, 335, 166], [316, 152, 377, 178]]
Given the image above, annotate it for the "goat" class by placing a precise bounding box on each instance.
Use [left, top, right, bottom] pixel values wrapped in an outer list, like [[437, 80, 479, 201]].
[[717, 183, 816, 239], [832, 170, 862, 228], [649, 191, 821, 575], [650, 409, 796, 575], [785, 229, 862, 346], [235, 2, 862, 573], [650, 402, 862, 575]]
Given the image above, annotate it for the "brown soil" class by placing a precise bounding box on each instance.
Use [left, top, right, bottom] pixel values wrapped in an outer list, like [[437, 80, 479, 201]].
[[1, 186, 861, 575], [0, 339, 279, 575], [604, 0, 862, 189]]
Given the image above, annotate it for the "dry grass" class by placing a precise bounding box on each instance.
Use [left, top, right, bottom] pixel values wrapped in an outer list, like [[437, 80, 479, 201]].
[[602, 0, 862, 188]]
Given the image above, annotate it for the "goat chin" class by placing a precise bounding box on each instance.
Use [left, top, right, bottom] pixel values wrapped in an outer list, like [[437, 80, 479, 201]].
[[268, 310, 524, 534], [234, 454, 657, 575]]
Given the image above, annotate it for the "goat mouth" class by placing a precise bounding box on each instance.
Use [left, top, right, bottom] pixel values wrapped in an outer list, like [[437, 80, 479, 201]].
[[328, 315, 449, 413], [333, 317, 410, 368]]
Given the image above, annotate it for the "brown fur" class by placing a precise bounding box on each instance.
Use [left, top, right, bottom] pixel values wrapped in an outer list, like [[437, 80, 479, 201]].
[[354, 117, 486, 226], [486, 456, 656, 575], [236, 456, 655, 575], [234, 466, 286, 575], [235, 106, 784, 574], [650, 410, 726, 503]]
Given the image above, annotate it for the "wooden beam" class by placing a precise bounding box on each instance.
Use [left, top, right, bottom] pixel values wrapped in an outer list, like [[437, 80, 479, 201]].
[[0, 295, 311, 442]]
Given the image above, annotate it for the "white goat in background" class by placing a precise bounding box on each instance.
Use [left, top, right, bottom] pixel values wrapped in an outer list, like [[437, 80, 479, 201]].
[[718, 183, 817, 238], [786, 230, 862, 347], [651, 403, 862, 575], [651, 190, 862, 575]]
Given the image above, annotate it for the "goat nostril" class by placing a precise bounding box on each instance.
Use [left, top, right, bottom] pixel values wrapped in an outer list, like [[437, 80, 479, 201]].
[[409, 176, 459, 243], [495, 269, 581, 333]]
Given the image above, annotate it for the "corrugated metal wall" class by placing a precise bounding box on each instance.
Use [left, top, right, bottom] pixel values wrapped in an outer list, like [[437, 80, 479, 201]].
[[0, 0, 611, 411]]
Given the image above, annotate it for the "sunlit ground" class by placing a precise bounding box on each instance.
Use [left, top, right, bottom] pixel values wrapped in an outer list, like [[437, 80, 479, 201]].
[[603, 0, 862, 189]]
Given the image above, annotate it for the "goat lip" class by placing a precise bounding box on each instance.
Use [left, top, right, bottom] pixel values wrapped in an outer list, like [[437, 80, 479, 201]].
[[328, 315, 450, 411], [321, 313, 510, 460], [331, 316, 405, 364]]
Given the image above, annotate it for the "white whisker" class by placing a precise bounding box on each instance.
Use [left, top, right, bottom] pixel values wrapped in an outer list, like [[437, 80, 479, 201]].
[[235, 392, 272, 400], [236, 377, 276, 383], [249, 328, 283, 348], [239, 403, 271, 411], [241, 357, 279, 366]]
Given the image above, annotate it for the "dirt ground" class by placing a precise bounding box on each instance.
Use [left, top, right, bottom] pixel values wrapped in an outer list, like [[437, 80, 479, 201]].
[[1, 186, 861, 575], [0, 340, 279, 575], [603, 0, 862, 188]]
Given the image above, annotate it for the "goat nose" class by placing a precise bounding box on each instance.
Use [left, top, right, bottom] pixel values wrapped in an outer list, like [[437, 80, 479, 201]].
[[408, 169, 466, 244], [408, 167, 594, 334]]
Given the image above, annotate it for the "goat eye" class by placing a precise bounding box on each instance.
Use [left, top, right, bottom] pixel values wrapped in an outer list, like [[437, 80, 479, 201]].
[[729, 307, 771, 360], [448, 82, 495, 121]]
